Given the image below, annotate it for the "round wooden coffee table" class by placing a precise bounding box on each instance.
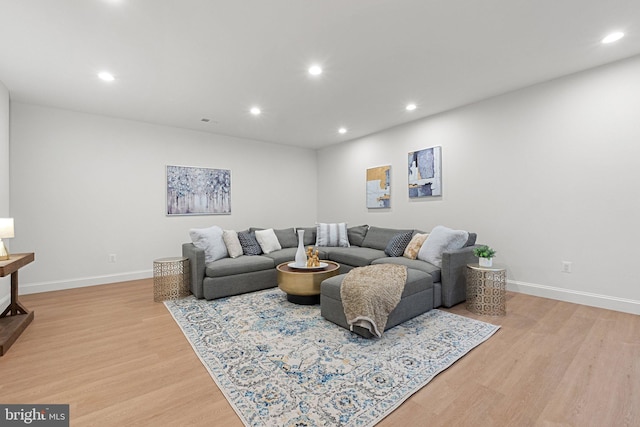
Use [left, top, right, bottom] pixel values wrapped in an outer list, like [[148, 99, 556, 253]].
[[276, 261, 340, 305]]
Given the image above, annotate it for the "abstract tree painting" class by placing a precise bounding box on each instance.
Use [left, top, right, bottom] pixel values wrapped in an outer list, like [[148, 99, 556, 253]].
[[167, 165, 231, 215], [408, 146, 442, 198], [366, 165, 391, 208]]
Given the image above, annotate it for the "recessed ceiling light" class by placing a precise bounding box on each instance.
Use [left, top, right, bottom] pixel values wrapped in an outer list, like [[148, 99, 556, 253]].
[[98, 71, 115, 82], [250, 107, 261, 116], [338, 127, 347, 134], [308, 65, 323, 76], [602, 32, 624, 44], [406, 103, 417, 111]]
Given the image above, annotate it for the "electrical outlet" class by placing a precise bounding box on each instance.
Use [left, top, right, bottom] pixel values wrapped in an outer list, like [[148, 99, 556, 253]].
[[109, 254, 117, 263], [562, 261, 572, 273]]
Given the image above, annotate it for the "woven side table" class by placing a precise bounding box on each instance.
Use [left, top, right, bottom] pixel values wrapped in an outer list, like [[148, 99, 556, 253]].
[[465, 263, 506, 316], [153, 257, 190, 302]]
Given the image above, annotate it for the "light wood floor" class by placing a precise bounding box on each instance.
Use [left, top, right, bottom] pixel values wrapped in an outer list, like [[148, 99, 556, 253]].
[[1, 279, 638, 426]]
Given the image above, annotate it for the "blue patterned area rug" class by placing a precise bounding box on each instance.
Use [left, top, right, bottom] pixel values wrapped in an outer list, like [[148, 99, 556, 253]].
[[165, 288, 499, 427]]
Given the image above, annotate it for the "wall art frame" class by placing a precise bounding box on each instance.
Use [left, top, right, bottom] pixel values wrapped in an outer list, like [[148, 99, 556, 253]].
[[166, 165, 231, 215], [366, 165, 391, 208], [408, 146, 442, 198]]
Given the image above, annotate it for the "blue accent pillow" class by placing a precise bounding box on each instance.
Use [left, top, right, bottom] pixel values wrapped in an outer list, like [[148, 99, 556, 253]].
[[384, 231, 414, 257], [237, 231, 263, 255]]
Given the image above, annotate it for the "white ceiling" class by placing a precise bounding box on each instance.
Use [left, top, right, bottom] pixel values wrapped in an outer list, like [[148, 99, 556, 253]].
[[1, 0, 639, 149]]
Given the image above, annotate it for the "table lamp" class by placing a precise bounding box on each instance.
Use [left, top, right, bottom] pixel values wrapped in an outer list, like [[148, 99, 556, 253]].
[[0, 218, 15, 261]]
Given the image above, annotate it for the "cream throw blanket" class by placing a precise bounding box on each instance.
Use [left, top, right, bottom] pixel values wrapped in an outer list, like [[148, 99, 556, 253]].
[[340, 264, 408, 338]]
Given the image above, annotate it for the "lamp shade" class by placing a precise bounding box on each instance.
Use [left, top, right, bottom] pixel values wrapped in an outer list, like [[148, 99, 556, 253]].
[[0, 218, 15, 239]]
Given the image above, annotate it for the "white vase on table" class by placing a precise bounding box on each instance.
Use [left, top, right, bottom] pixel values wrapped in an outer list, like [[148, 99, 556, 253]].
[[295, 230, 307, 267]]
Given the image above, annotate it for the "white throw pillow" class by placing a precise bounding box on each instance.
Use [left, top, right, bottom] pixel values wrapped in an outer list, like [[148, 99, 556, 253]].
[[316, 222, 350, 247], [222, 229, 243, 258], [189, 225, 228, 263], [417, 225, 469, 267], [255, 228, 282, 254]]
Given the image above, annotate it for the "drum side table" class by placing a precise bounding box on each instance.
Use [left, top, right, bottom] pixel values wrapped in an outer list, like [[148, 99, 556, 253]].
[[465, 263, 507, 316], [153, 257, 190, 302]]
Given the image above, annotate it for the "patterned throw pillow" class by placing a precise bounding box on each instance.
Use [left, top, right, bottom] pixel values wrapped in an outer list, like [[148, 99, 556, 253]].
[[403, 233, 429, 260], [237, 231, 263, 255], [316, 222, 350, 247], [384, 231, 414, 257]]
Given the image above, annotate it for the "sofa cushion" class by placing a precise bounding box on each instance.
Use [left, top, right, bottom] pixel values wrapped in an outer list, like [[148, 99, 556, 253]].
[[465, 232, 477, 247], [262, 248, 297, 265], [316, 222, 350, 247], [255, 228, 282, 254], [238, 231, 263, 255], [189, 225, 228, 263], [361, 226, 413, 251], [274, 228, 298, 248], [417, 225, 469, 267], [296, 227, 317, 246], [371, 257, 442, 283], [384, 231, 413, 257], [325, 247, 386, 267], [205, 255, 275, 277], [403, 233, 429, 259], [222, 230, 243, 258], [347, 225, 369, 247]]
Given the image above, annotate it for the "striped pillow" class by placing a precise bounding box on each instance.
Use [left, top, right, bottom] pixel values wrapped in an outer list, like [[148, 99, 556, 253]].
[[316, 222, 350, 247]]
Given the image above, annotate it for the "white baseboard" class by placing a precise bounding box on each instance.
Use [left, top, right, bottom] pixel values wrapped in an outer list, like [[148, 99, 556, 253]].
[[10, 272, 640, 316], [19, 270, 153, 295], [507, 279, 640, 315]]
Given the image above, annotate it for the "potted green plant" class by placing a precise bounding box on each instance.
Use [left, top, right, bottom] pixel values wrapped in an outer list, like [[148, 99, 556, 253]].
[[473, 245, 496, 267]]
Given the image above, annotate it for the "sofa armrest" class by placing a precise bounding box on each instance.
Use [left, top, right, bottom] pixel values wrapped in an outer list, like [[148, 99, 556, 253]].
[[440, 245, 480, 307], [182, 243, 205, 299]]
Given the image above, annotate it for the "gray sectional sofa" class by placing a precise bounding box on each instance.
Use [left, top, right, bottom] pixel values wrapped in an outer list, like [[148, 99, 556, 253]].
[[182, 225, 479, 309]]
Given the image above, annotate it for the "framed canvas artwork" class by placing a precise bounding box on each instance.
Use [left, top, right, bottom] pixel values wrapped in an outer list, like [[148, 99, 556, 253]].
[[366, 165, 391, 208], [166, 165, 231, 215], [408, 146, 442, 198]]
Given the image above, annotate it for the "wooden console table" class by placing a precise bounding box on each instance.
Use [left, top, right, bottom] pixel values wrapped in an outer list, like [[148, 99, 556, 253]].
[[0, 252, 35, 355]]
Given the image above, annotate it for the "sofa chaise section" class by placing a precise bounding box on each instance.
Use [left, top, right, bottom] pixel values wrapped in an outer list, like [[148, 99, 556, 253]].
[[320, 268, 434, 338]]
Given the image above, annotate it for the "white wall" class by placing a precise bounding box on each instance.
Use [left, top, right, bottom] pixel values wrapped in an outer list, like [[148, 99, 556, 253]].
[[0, 81, 10, 310], [10, 103, 318, 293], [317, 55, 640, 314]]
